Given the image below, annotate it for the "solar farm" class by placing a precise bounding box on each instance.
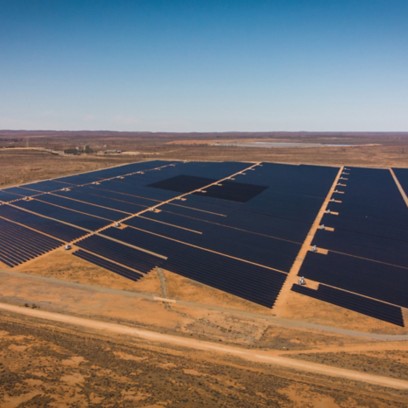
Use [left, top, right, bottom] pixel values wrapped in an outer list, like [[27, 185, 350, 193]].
[[1, 160, 407, 327]]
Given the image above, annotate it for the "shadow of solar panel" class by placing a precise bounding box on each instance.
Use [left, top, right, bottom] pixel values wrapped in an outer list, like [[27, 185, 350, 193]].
[[0, 218, 61, 266], [148, 175, 216, 193], [299, 252, 408, 308], [73, 249, 144, 281], [291, 284, 404, 326], [149, 175, 268, 203]]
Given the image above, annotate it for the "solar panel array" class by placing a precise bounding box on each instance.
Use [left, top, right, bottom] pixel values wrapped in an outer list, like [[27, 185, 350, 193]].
[[1, 160, 407, 325], [291, 284, 404, 327], [295, 167, 408, 325], [393, 168, 408, 198], [0, 160, 338, 308], [0, 218, 61, 266]]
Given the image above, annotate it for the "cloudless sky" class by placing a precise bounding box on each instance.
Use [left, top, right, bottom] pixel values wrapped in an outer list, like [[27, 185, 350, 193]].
[[1, 0, 407, 131]]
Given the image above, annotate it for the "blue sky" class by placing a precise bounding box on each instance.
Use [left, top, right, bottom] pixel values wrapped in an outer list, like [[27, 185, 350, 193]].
[[1, 0, 407, 131]]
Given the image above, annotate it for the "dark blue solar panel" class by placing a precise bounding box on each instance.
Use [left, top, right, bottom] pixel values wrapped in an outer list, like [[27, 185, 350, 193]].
[[55, 160, 168, 185], [2, 187, 36, 197], [22, 180, 73, 192], [148, 175, 216, 193], [0, 160, 338, 309], [299, 251, 408, 308], [313, 229, 408, 268], [163, 248, 287, 308], [320, 212, 408, 243], [135, 212, 299, 272], [291, 284, 404, 326], [90, 180, 176, 201], [0, 205, 85, 242], [0, 218, 61, 266], [13, 200, 108, 231], [73, 249, 144, 281], [55, 188, 146, 214], [314, 167, 408, 268], [163, 202, 229, 222], [393, 168, 408, 197], [175, 163, 338, 236], [101, 226, 287, 307], [88, 186, 159, 206], [39, 194, 126, 221], [0, 191, 21, 202], [77, 234, 162, 273], [162, 204, 310, 242], [240, 163, 338, 199]]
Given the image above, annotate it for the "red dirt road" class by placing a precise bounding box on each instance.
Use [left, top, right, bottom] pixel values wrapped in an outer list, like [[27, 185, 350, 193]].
[[1, 302, 408, 391]]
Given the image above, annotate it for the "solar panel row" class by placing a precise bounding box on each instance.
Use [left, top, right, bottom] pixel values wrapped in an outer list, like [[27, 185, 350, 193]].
[[0, 205, 84, 242], [0, 218, 61, 266], [299, 252, 408, 308], [73, 249, 144, 281], [0, 190, 24, 202], [2, 186, 39, 197], [55, 188, 144, 214], [133, 213, 300, 272], [163, 247, 287, 308], [176, 163, 339, 242], [55, 160, 170, 185], [76, 234, 163, 273], [302, 167, 408, 320], [101, 225, 287, 307], [13, 200, 109, 231], [22, 180, 73, 192], [38, 194, 126, 221], [291, 283, 404, 326]]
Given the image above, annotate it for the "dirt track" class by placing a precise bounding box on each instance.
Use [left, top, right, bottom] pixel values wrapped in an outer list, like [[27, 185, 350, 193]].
[[1, 302, 407, 391]]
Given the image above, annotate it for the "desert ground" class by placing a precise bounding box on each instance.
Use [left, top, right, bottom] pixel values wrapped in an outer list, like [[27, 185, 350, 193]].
[[1, 131, 408, 407]]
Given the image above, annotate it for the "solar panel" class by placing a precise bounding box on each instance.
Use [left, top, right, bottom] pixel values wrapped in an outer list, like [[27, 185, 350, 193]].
[[299, 251, 408, 308], [39, 194, 127, 221], [77, 234, 163, 273], [0, 218, 61, 266], [101, 225, 287, 307], [73, 249, 144, 281], [13, 200, 109, 231], [0, 204, 85, 241], [393, 168, 408, 196], [291, 284, 404, 326]]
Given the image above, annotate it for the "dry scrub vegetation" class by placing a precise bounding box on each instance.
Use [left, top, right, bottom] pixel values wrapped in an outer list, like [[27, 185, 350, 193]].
[[1, 313, 407, 408]]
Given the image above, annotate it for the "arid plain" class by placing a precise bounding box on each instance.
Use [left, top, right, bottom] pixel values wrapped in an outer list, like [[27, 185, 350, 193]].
[[1, 131, 408, 407]]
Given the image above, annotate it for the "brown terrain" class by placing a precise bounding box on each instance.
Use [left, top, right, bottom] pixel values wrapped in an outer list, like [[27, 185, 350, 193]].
[[1, 131, 408, 407]]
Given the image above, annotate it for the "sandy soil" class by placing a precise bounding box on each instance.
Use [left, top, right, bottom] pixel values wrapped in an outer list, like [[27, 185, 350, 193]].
[[1, 308, 408, 407], [2, 302, 408, 391]]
